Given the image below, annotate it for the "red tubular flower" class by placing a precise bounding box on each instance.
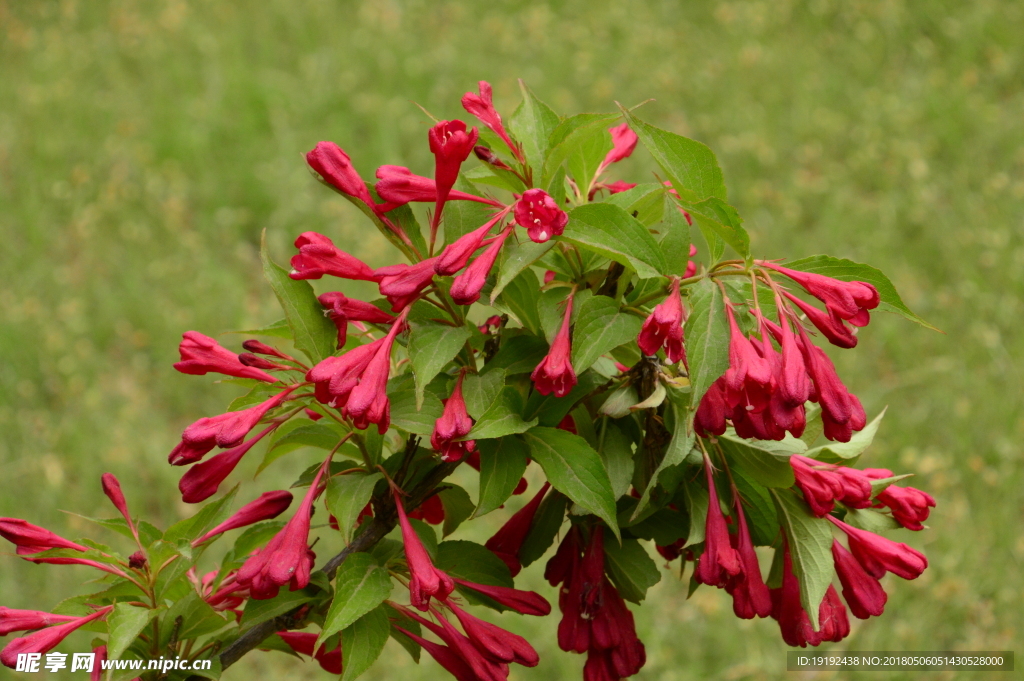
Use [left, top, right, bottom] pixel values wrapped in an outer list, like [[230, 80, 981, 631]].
[[462, 81, 523, 163], [193, 490, 294, 545], [172, 386, 296, 463], [20, 554, 129, 578], [832, 540, 887, 619], [760, 262, 880, 325], [474, 145, 513, 170], [375, 165, 501, 210], [343, 311, 408, 433], [431, 373, 476, 462], [429, 120, 480, 235], [100, 473, 132, 528], [695, 461, 742, 588], [777, 310, 812, 407], [305, 141, 374, 209], [446, 601, 539, 667], [556, 526, 605, 654], [1, 606, 113, 669], [694, 377, 729, 438], [238, 353, 291, 373], [235, 465, 326, 600], [436, 207, 512, 277], [0, 608, 78, 636], [289, 232, 379, 282], [0, 518, 89, 555], [317, 291, 396, 348], [409, 494, 446, 525], [782, 290, 858, 349], [875, 485, 936, 531], [89, 645, 106, 681], [395, 489, 455, 611], [376, 257, 439, 312], [450, 578, 551, 617], [276, 631, 342, 675], [724, 497, 772, 619], [173, 331, 278, 383], [484, 482, 551, 577], [306, 339, 383, 408], [587, 581, 646, 681], [770, 544, 850, 647], [242, 339, 294, 361], [797, 328, 866, 442], [685, 243, 698, 278], [637, 278, 686, 363], [605, 180, 637, 194], [513, 189, 568, 243], [827, 517, 928, 580], [597, 122, 639, 175], [393, 625, 478, 681], [790, 455, 871, 517], [531, 294, 577, 397], [450, 225, 514, 305], [723, 304, 774, 411], [178, 431, 272, 502]]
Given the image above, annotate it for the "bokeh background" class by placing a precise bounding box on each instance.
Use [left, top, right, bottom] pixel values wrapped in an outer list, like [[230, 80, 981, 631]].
[[1, 1, 1021, 679]]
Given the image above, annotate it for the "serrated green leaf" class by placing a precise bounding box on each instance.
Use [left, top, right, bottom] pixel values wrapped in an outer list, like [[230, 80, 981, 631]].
[[771, 488, 834, 630], [257, 421, 348, 475], [483, 334, 549, 375], [604, 183, 668, 226], [604, 538, 661, 603], [493, 271, 543, 334], [732, 468, 781, 546], [600, 423, 635, 500], [562, 203, 669, 278], [408, 322, 472, 409], [340, 606, 390, 681], [260, 232, 337, 363], [683, 475, 710, 548], [522, 428, 620, 542], [509, 80, 561, 175], [318, 553, 393, 648], [719, 433, 798, 488], [462, 369, 505, 419], [326, 472, 383, 544], [869, 473, 913, 496], [229, 318, 292, 339], [678, 196, 748, 259], [439, 485, 475, 537], [491, 239, 555, 303], [805, 408, 886, 463], [783, 256, 936, 330], [568, 128, 613, 196], [475, 436, 530, 517], [543, 113, 621, 185], [468, 386, 538, 439], [158, 591, 229, 647], [107, 604, 155, 661], [442, 175, 497, 242], [436, 540, 514, 610], [227, 381, 281, 411], [844, 507, 902, 533], [389, 389, 444, 436], [632, 394, 694, 520], [164, 487, 237, 545], [683, 278, 730, 408], [240, 584, 322, 631], [571, 296, 643, 373]]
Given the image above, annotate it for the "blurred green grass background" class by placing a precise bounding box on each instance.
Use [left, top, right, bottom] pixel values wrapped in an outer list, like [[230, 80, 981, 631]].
[[1, 0, 1021, 679]]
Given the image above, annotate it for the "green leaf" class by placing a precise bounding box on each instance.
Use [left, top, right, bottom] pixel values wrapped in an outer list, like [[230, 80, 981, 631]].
[[442, 175, 498, 242], [436, 540, 514, 590], [340, 606, 391, 681], [678, 196, 748, 260], [227, 381, 281, 411], [439, 485, 475, 537], [682, 476, 710, 548], [230, 318, 292, 339], [509, 80, 561, 175], [491, 239, 555, 303], [844, 507, 902, 533], [522, 428, 620, 542], [571, 296, 644, 373], [468, 387, 538, 439], [493, 271, 543, 334], [519, 490, 569, 567], [543, 113, 621, 185], [526, 368, 610, 428], [718, 433, 799, 488], [318, 553, 393, 648], [732, 468, 781, 546], [260, 231, 336, 363], [600, 423, 636, 500], [257, 420, 348, 475], [567, 128, 613, 196], [389, 389, 444, 436], [158, 592, 229, 647], [620, 106, 727, 202], [408, 322, 472, 409], [562, 203, 669, 279], [462, 369, 506, 419], [240, 584, 322, 631], [869, 473, 913, 496], [805, 408, 886, 463], [604, 183, 668, 226], [782, 256, 936, 330], [603, 538, 661, 603], [683, 278, 730, 408], [631, 395, 694, 520], [326, 472, 383, 544], [475, 436, 530, 517], [106, 604, 155, 661], [164, 487, 238, 545], [771, 488, 834, 630]]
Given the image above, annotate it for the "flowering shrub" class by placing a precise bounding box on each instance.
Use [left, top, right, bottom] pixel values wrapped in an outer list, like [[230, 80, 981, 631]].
[[0, 81, 938, 680]]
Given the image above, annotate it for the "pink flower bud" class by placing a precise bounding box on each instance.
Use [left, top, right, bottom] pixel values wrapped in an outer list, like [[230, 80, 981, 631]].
[[790, 455, 872, 517], [769, 544, 850, 647], [514, 189, 568, 243], [695, 462, 742, 588], [173, 331, 277, 383], [343, 313, 407, 433], [289, 232, 378, 282], [89, 646, 106, 681], [429, 120, 480, 235], [396, 490, 455, 610], [531, 294, 577, 397], [474, 145, 512, 170], [827, 516, 928, 580], [305, 141, 374, 208], [317, 291, 395, 348], [176, 386, 296, 458], [724, 497, 772, 619], [723, 304, 774, 411], [462, 81, 523, 163], [450, 578, 551, 617], [777, 311, 812, 407], [179, 426, 278, 503], [446, 601, 539, 667], [598, 122, 639, 172], [760, 262, 879, 324], [128, 551, 147, 570], [237, 353, 290, 372], [276, 631, 342, 674], [431, 373, 475, 462], [694, 377, 729, 438], [393, 625, 478, 681], [484, 482, 550, 577], [782, 290, 858, 349], [375, 257, 439, 312], [874, 484, 936, 531], [307, 339, 383, 409], [375, 165, 501, 210], [100, 473, 132, 527], [436, 207, 512, 277], [450, 225, 514, 305], [195, 490, 294, 546], [241, 339, 293, 360], [832, 539, 887, 619], [1, 607, 113, 669], [0, 518, 89, 555], [637, 278, 686, 363], [0, 608, 77, 636]]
